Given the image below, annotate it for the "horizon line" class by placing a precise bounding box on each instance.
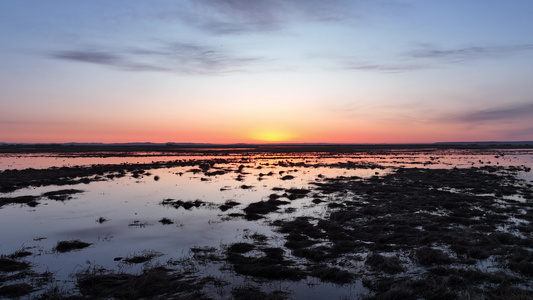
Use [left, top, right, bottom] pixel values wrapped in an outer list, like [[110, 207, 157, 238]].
[[2, 141, 533, 146]]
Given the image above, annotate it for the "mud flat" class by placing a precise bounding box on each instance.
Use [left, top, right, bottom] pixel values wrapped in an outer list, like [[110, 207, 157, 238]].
[[0, 146, 533, 299]]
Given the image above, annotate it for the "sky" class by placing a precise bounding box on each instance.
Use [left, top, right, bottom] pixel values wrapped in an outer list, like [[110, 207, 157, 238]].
[[1, 0, 533, 144]]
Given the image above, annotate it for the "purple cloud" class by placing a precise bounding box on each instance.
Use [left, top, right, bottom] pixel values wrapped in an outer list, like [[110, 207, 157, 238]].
[[341, 43, 533, 73], [342, 61, 429, 73], [410, 44, 533, 62], [53, 51, 120, 65], [52, 50, 170, 72], [180, 0, 353, 35], [457, 103, 533, 123], [51, 42, 263, 74]]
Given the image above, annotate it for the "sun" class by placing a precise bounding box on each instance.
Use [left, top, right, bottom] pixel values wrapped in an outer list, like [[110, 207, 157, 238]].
[[249, 130, 294, 143]]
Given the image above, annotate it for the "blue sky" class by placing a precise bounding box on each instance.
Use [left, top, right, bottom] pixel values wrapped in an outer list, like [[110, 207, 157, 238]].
[[1, 0, 533, 143]]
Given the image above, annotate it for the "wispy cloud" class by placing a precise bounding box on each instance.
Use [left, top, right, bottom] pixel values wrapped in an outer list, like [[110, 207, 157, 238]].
[[51, 42, 263, 74], [341, 43, 533, 73], [178, 0, 353, 35], [53, 50, 171, 72], [341, 61, 429, 73], [457, 103, 533, 123], [410, 44, 533, 62]]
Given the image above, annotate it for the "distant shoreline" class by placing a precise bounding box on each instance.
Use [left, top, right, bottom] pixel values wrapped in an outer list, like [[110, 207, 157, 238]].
[[1, 142, 533, 154]]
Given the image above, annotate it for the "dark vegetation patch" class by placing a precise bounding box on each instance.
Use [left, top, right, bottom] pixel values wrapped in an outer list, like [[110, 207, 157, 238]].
[[231, 284, 290, 300], [362, 269, 529, 300], [243, 199, 290, 220], [275, 159, 386, 171], [31, 286, 86, 300], [0, 257, 30, 272], [365, 253, 404, 274], [128, 220, 149, 228], [0, 283, 34, 298], [55, 240, 92, 253], [483, 286, 533, 299], [96, 216, 109, 224], [274, 217, 328, 260], [0, 158, 230, 193], [280, 175, 295, 180], [77, 266, 213, 299], [227, 213, 246, 218], [42, 189, 84, 201], [159, 217, 174, 225], [123, 251, 162, 264], [284, 188, 310, 200], [190, 247, 223, 262], [226, 243, 305, 281], [0, 195, 40, 208], [205, 169, 226, 176], [415, 247, 455, 266], [508, 247, 533, 276], [8, 249, 32, 259], [308, 264, 354, 284], [160, 199, 210, 210], [312, 198, 324, 204], [219, 200, 240, 211], [271, 165, 533, 298], [228, 243, 255, 254], [225, 241, 355, 284], [249, 233, 269, 244]]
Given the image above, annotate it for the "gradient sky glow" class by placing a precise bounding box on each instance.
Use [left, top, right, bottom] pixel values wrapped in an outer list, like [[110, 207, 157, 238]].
[[1, 0, 533, 143]]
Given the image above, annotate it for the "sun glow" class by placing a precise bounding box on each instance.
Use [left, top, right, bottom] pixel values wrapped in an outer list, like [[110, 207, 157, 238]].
[[250, 130, 294, 143]]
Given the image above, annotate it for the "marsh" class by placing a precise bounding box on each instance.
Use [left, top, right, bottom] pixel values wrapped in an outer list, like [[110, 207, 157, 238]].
[[1, 145, 532, 299]]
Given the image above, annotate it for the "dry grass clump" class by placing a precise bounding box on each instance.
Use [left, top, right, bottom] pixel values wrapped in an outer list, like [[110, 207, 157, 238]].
[[232, 284, 289, 300], [365, 252, 404, 274], [308, 264, 354, 284], [508, 247, 533, 276], [77, 266, 210, 299], [0, 283, 34, 298], [0, 257, 31, 272], [415, 247, 455, 266]]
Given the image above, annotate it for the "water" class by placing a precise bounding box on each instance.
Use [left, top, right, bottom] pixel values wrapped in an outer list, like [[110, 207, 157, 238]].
[[1, 148, 533, 299]]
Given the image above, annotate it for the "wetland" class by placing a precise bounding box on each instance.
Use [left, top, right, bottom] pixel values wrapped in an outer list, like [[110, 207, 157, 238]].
[[1, 144, 533, 299]]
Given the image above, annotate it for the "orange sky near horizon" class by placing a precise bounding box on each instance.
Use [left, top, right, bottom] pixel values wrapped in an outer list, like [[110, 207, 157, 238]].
[[1, 1, 533, 144], [0, 113, 506, 144]]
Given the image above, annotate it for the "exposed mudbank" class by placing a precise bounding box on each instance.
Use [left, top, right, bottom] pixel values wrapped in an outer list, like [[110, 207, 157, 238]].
[[0, 159, 230, 193]]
